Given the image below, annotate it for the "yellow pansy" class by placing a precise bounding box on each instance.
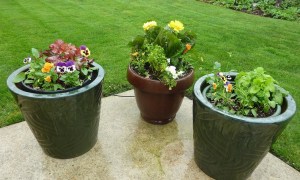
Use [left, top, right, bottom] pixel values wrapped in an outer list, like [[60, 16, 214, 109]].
[[168, 20, 184, 32], [143, 21, 157, 31], [41, 62, 54, 73], [213, 83, 217, 90], [44, 75, 51, 82]]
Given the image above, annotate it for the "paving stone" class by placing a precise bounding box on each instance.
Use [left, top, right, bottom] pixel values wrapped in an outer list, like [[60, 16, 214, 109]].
[[0, 90, 299, 179]]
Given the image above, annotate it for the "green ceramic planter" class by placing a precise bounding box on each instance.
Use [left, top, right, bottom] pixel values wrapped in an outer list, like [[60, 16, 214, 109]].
[[193, 73, 296, 180], [7, 62, 105, 159]]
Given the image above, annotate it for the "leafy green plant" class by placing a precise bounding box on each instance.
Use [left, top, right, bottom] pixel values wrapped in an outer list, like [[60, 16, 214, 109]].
[[14, 40, 97, 91], [206, 62, 289, 117], [128, 20, 196, 89]]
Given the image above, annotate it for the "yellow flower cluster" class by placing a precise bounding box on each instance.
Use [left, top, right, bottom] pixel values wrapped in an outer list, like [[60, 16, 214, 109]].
[[143, 21, 157, 31], [168, 20, 184, 32], [41, 62, 54, 73]]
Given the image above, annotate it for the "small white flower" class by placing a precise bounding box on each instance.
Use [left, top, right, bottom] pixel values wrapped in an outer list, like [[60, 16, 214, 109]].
[[167, 58, 171, 64], [165, 66, 178, 79]]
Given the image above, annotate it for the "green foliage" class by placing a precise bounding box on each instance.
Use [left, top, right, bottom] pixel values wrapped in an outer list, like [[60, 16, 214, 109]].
[[147, 44, 168, 75], [59, 71, 81, 87], [199, 0, 300, 21], [235, 67, 289, 116], [206, 62, 288, 117], [129, 20, 196, 89]]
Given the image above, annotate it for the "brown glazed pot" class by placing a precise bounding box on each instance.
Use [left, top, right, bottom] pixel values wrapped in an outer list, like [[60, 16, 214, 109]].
[[127, 66, 194, 125]]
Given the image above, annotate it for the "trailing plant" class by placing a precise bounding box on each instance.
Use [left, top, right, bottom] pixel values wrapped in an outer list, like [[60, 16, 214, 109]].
[[13, 40, 97, 91], [128, 20, 196, 89], [206, 62, 289, 117]]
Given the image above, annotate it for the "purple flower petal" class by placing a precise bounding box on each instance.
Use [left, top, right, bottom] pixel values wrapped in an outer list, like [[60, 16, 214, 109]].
[[65, 60, 75, 67], [56, 62, 66, 67], [80, 45, 87, 50]]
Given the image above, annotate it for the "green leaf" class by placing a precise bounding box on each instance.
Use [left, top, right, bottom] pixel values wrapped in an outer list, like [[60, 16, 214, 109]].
[[268, 101, 276, 108], [251, 96, 258, 102], [32, 48, 40, 58], [89, 67, 98, 71], [276, 86, 289, 96], [82, 68, 88, 76], [13, 72, 26, 83], [24, 79, 34, 84], [273, 92, 283, 104], [251, 109, 258, 117], [249, 85, 260, 94], [244, 109, 250, 115], [223, 106, 229, 112], [229, 109, 236, 114], [254, 67, 264, 74], [53, 84, 64, 91]]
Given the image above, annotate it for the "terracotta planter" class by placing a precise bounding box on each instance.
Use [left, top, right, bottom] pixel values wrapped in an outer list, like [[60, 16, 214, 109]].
[[7, 62, 105, 159], [193, 73, 296, 180], [127, 66, 194, 124]]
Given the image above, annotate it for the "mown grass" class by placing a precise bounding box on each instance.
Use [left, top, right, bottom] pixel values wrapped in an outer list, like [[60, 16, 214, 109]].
[[0, 0, 299, 170]]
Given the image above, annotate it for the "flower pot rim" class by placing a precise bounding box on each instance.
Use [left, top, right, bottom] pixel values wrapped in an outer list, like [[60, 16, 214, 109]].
[[194, 73, 297, 124], [127, 65, 194, 93], [7, 62, 105, 99]]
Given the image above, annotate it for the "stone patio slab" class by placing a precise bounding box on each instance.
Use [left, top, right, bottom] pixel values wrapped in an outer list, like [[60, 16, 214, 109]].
[[0, 90, 299, 179]]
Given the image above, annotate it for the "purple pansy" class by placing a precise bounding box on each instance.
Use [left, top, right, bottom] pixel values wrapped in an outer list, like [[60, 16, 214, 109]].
[[66, 60, 76, 73], [56, 62, 67, 73]]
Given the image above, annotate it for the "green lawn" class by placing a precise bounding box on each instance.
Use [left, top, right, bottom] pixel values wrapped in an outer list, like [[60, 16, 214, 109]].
[[0, 0, 299, 170]]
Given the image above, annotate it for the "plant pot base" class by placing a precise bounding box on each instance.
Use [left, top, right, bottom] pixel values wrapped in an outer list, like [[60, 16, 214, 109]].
[[141, 113, 175, 125]]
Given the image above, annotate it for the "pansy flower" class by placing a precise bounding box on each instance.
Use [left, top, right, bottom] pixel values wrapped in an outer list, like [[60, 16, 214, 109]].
[[227, 83, 233, 93], [66, 60, 76, 73], [44, 75, 51, 82], [80, 45, 90, 57], [42, 62, 54, 73], [213, 83, 217, 90], [56, 62, 67, 73], [23, 57, 32, 64], [224, 81, 233, 92], [217, 72, 233, 92]]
